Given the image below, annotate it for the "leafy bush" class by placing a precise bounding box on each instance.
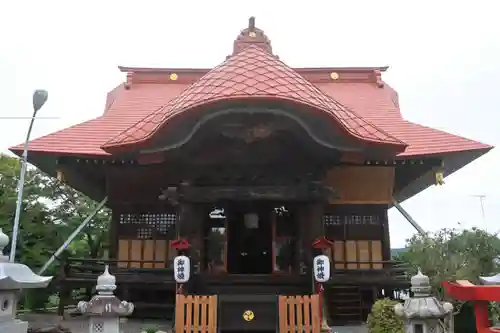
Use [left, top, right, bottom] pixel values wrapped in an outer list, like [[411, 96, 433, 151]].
[[366, 299, 404, 333]]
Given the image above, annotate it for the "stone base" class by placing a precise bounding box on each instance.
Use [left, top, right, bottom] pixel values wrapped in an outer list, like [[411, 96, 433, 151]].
[[0, 318, 29, 333]]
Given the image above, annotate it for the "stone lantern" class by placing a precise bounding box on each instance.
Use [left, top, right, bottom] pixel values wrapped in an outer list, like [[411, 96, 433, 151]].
[[77, 265, 134, 333], [0, 228, 53, 333], [395, 270, 454, 333]]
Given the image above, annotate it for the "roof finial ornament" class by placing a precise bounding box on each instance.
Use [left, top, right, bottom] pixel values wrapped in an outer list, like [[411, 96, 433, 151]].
[[248, 16, 256, 31], [232, 16, 273, 55]]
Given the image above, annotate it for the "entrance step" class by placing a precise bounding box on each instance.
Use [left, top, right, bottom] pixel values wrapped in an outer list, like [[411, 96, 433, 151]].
[[326, 285, 369, 325]]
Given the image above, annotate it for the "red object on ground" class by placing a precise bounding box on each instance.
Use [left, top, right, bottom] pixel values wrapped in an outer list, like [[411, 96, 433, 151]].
[[443, 280, 500, 333]]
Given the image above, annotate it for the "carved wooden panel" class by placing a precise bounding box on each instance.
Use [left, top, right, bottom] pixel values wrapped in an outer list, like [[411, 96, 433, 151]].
[[323, 166, 395, 204]]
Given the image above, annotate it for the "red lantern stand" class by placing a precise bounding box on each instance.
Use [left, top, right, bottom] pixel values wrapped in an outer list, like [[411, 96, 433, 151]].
[[312, 236, 334, 326], [443, 280, 500, 333]]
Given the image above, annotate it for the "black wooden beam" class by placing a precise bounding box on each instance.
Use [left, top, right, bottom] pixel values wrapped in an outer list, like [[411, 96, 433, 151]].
[[176, 183, 338, 202]]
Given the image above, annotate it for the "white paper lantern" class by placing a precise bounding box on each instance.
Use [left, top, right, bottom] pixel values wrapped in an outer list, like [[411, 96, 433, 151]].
[[173, 255, 191, 283], [313, 255, 330, 283]]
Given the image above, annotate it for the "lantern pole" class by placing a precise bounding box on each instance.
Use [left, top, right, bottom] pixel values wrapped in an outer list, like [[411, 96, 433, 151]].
[[9, 90, 48, 262]]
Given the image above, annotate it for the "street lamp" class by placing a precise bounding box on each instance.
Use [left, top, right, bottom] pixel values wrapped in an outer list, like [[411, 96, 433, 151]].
[[9, 89, 48, 262]]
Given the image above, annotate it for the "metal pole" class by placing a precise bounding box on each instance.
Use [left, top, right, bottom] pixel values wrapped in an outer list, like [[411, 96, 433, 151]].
[[392, 198, 426, 236], [471, 194, 487, 230], [9, 116, 38, 262], [38, 196, 108, 275], [10, 90, 48, 262]]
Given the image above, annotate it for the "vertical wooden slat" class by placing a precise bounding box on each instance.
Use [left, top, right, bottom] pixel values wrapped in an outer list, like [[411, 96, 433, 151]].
[[372, 240, 383, 269], [296, 296, 304, 333], [175, 295, 185, 333], [117, 239, 129, 268], [127, 239, 132, 268], [154, 240, 167, 268], [346, 240, 357, 269], [152, 238, 157, 263], [303, 296, 311, 333], [333, 241, 345, 269], [130, 240, 143, 268], [358, 240, 370, 269], [142, 240, 155, 268], [185, 296, 193, 333], [288, 297, 296, 332], [200, 296, 208, 333], [311, 294, 320, 333], [193, 295, 200, 333], [208, 295, 218, 333], [279, 296, 288, 333]]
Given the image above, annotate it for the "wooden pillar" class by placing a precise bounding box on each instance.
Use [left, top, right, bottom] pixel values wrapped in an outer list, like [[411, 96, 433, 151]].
[[108, 208, 118, 260], [301, 201, 325, 269], [381, 207, 391, 261], [177, 202, 204, 270]]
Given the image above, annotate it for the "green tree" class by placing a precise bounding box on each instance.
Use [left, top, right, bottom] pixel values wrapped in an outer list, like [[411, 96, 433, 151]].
[[397, 228, 500, 299], [397, 227, 500, 332], [0, 153, 110, 309], [44, 178, 110, 259]]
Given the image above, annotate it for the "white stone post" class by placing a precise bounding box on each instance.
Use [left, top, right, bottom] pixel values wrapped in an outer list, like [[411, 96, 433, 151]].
[[394, 270, 454, 333], [0, 228, 53, 333], [77, 265, 134, 333]]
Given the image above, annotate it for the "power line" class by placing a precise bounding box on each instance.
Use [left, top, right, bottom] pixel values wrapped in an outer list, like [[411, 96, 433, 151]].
[[0, 116, 60, 119]]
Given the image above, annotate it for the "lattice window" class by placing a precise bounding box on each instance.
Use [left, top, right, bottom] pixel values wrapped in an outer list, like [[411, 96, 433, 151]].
[[323, 215, 341, 226], [137, 227, 153, 239], [119, 213, 177, 235], [427, 324, 437, 333], [155, 213, 177, 234], [92, 322, 104, 333], [363, 215, 379, 225], [324, 214, 380, 226], [346, 215, 362, 225]]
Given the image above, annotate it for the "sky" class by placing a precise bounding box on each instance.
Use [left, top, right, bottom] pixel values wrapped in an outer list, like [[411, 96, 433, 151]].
[[0, 0, 498, 248]]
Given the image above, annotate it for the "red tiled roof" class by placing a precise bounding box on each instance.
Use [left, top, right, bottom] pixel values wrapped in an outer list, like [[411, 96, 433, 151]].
[[9, 21, 492, 159], [9, 78, 491, 157], [101, 46, 406, 152]]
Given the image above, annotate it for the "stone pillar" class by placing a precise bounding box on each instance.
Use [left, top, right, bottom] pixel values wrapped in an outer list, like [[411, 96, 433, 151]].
[[77, 265, 134, 333], [0, 228, 53, 333], [394, 270, 454, 333]]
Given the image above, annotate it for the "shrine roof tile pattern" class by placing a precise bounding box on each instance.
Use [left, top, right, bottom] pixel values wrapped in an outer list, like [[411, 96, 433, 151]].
[[102, 46, 406, 152], [9, 18, 493, 159]]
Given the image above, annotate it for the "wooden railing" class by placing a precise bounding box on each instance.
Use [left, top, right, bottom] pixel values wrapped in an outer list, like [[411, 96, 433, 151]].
[[175, 295, 218, 333], [278, 295, 320, 333], [329, 260, 409, 285], [57, 257, 175, 284]]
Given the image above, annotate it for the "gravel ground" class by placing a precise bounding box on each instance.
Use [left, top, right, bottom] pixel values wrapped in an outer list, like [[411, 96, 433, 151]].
[[21, 314, 173, 333], [21, 314, 367, 333]]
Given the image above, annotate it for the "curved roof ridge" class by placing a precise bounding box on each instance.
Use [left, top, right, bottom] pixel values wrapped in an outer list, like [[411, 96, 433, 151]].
[[102, 45, 407, 152]]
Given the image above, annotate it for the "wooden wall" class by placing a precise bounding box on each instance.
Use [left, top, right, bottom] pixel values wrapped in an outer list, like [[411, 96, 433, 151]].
[[322, 205, 389, 269], [113, 210, 178, 268], [323, 166, 395, 204]]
